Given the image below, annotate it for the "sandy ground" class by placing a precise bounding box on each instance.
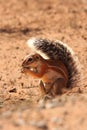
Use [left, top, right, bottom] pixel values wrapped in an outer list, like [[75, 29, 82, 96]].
[[0, 0, 87, 130]]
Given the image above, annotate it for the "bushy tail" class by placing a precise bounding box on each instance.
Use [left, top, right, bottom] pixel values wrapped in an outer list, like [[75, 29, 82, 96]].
[[27, 37, 81, 88]]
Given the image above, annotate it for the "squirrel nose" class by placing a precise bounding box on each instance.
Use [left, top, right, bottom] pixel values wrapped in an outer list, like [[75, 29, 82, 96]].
[[22, 59, 27, 67], [22, 60, 25, 67]]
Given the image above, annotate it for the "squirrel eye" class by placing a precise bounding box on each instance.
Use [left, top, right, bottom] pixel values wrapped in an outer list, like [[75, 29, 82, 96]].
[[27, 57, 33, 62]]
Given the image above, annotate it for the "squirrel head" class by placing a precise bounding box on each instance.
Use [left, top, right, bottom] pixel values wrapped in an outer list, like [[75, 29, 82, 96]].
[[21, 53, 47, 78]]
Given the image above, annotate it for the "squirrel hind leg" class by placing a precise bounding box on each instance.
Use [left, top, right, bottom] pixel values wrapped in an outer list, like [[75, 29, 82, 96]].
[[50, 78, 67, 96], [39, 78, 67, 102]]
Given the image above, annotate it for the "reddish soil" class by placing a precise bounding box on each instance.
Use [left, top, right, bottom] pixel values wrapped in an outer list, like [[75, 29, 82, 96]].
[[0, 0, 87, 130]]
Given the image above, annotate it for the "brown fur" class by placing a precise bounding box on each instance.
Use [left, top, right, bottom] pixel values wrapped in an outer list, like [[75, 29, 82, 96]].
[[22, 54, 68, 98]]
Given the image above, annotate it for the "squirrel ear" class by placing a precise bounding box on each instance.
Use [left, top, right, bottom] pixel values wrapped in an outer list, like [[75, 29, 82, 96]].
[[35, 54, 40, 60]]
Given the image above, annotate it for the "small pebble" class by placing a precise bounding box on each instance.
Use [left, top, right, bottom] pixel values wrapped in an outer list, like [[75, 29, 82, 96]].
[[9, 88, 17, 93], [51, 117, 63, 125], [29, 120, 48, 129], [36, 121, 48, 129], [15, 46, 19, 49], [51, 117, 60, 123], [13, 118, 25, 126]]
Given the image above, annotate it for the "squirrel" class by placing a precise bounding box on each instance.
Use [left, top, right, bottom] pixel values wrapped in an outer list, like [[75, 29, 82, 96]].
[[21, 37, 81, 99]]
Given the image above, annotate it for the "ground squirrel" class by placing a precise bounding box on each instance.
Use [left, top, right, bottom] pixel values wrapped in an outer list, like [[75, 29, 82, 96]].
[[21, 37, 81, 99]]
